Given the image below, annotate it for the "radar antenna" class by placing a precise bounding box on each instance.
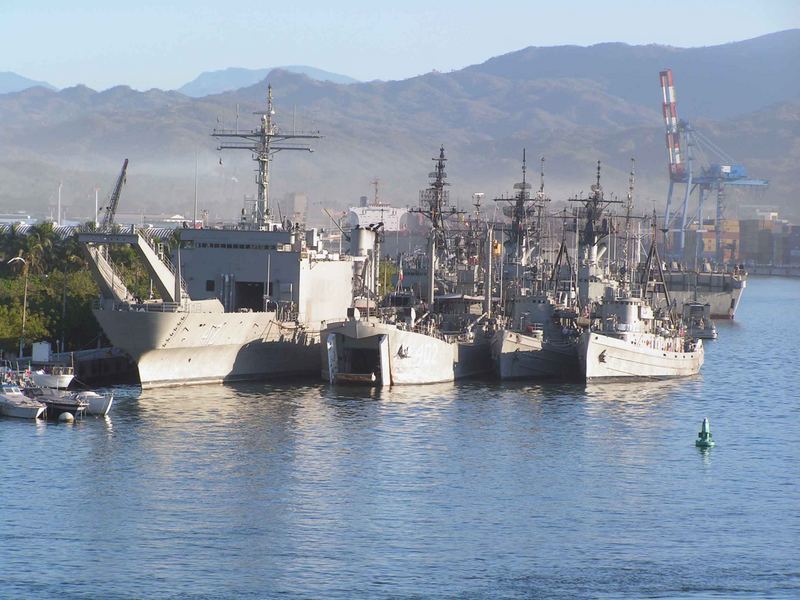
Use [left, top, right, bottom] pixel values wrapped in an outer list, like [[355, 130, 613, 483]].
[[212, 85, 321, 229]]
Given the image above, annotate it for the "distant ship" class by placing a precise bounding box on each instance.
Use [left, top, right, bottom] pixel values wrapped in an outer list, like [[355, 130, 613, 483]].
[[658, 265, 746, 319], [79, 86, 355, 388], [347, 179, 407, 231]]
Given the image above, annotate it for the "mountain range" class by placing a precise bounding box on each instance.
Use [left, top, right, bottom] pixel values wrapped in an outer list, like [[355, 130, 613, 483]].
[[1, 30, 798, 225], [178, 66, 359, 97], [0, 71, 56, 94]]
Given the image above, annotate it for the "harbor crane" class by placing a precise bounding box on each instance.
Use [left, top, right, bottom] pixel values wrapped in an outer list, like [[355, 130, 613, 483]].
[[659, 69, 768, 261], [98, 158, 129, 230]]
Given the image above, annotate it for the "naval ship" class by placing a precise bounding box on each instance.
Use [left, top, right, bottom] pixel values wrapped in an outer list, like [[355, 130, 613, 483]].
[[490, 152, 581, 380], [656, 265, 746, 319], [322, 147, 492, 385], [79, 86, 355, 388], [579, 235, 704, 380]]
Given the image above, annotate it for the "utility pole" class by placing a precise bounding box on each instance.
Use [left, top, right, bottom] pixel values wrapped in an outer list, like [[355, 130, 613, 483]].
[[194, 152, 199, 229]]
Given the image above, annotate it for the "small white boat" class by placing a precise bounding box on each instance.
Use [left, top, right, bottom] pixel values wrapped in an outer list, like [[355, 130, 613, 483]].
[[0, 384, 46, 419], [683, 301, 718, 340], [30, 366, 75, 389], [76, 391, 114, 416]]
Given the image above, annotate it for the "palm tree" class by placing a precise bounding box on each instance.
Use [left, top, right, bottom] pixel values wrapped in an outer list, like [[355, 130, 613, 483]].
[[22, 222, 56, 274], [0, 223, 24, 265]]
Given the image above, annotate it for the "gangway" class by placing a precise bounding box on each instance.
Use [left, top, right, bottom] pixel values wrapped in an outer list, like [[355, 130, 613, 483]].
[[78, 227, 188, 303]]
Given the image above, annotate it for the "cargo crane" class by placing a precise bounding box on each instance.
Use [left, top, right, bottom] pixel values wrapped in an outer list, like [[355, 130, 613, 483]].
[[98, 158, 129, 230], [659, 69, 768, 262]]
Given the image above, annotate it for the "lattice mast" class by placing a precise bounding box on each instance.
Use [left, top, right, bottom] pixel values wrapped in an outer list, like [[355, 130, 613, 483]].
[[568, 161, 621, 258], [412, 146, 451, 234], [495, 149, 531, 263], [409, 146, 461, 303], [621, 158, 636, 287], [212, 85, 321, 229], [493, 151, 551, 269]]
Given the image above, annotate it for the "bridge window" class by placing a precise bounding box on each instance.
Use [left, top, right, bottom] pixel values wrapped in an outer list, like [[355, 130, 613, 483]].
[[206, 279, 215, 292]]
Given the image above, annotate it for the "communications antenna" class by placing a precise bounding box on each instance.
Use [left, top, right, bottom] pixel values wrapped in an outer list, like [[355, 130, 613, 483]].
[[212, 85, 321, 229]]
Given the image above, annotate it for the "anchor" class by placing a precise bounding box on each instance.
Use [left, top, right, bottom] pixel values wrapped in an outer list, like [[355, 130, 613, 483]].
[[695, 417, 715, 448]]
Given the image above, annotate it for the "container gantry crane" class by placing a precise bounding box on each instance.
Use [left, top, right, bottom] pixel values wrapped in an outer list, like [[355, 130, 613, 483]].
[[659, 69, 768, 262]]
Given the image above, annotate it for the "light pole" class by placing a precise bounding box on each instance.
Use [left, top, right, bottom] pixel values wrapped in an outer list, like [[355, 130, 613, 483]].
[[7, 256, 28, 358], [57, 182, 62, 226]]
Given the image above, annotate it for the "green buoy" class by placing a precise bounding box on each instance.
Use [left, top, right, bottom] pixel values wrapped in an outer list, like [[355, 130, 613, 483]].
[[695, 417, 715, 448]]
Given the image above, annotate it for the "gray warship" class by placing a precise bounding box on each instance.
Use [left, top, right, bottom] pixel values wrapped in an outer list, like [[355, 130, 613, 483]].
[[322, 147, 492, 385], [79, 86, 355, 388], [490, 153, 581, 380], [579, 233, 704, 381]]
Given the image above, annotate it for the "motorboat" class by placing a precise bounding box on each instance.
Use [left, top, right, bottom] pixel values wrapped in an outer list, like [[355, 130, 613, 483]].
[[683, 301, 718, 340], [0, 383, 46, 419], [30, 365, 75, 389]]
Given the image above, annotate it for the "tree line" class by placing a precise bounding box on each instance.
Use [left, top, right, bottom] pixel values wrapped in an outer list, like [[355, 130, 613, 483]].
[[0, 222, 158, 357]]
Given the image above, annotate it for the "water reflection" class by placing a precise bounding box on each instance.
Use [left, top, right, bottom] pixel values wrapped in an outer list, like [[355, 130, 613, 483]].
[[2, 276, 798, 599], [697, 445, 713, 467]]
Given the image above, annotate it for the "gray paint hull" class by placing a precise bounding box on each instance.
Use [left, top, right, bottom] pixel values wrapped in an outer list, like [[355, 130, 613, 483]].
[[669, 288, 745, 319], [94, 308, 320, 388], [322, 320, 490, 385], [663, 273, 746, 319], [491, 329, 579, 380], [579, 331, 704, 380]]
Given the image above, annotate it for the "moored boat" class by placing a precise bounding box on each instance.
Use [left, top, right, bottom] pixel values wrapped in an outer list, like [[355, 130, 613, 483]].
[[30, 365, 75, 389], [75, 391, 115, 416], [77, 85, 354, 389], [579, 242, 704, 381], [324, 302, 491, 386], [323, 147, 492, 385], [23, 387, 87, 420], [0, 384, 46, 419], [683, 301, 718, 340]]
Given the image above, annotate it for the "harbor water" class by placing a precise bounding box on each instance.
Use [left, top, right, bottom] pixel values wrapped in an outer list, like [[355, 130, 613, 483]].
[[1, 277, 798, 598]]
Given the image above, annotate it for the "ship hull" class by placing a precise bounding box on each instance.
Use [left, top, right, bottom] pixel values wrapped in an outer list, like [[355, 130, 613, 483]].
[[322, 320, 490, 385], [662, 272, 746, 319], [668, 288, 744, 319], [94, 308, 320, 388], [491, 329, 579, 380], [579, 331, 703, 380], [0, 399, 46, 419]]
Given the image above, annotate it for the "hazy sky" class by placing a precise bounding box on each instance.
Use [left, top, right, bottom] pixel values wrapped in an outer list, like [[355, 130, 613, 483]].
[[2, 0, 798, 91]]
